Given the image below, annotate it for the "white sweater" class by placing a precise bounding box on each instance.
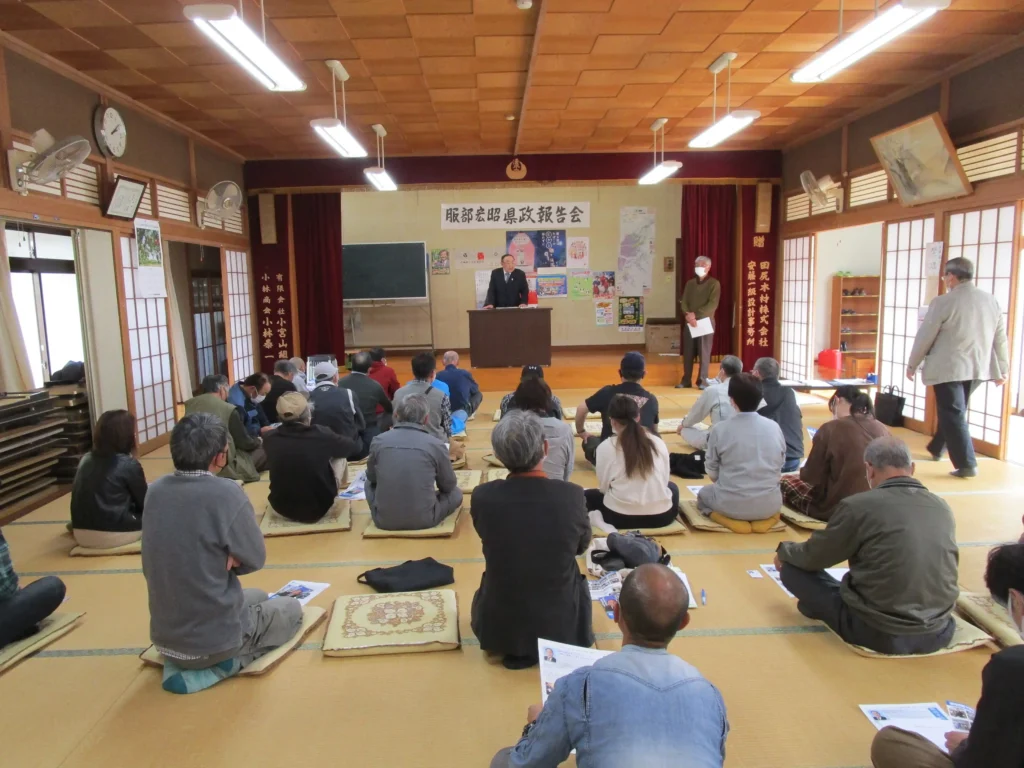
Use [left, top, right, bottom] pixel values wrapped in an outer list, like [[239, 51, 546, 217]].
[[596, 432, 672, 517]]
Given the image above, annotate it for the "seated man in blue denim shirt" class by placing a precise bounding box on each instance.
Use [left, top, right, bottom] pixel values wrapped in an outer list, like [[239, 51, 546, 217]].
[[490, 563, 729, 768]]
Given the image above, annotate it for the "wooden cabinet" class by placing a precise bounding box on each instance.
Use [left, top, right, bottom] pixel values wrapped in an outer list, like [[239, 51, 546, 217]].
[[830, 275, 881, 378]]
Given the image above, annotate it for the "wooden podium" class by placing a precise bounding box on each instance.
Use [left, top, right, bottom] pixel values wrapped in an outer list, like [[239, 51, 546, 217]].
[[468, 307, 552, 368]]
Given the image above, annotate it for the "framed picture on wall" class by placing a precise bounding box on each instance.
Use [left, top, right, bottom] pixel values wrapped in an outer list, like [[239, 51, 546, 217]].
[[870, 113, 972, 207], [104, 176, 148, 220]]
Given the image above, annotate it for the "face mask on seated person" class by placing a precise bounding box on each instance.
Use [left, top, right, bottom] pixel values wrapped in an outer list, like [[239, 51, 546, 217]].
[[253, 394, 266, 404]]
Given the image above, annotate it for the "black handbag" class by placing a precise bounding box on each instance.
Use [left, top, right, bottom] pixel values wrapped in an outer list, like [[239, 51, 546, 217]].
[[357, 557, 454, 593], [874, 385, 906, 427], [669, 451, 705, 479]]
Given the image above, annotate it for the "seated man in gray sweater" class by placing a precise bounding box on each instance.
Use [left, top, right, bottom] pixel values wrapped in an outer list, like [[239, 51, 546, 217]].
[[142, 413, 303, 670], [697, 373, 786, 528], [366, 394, 463, 531], [775, 436, 958, 655]]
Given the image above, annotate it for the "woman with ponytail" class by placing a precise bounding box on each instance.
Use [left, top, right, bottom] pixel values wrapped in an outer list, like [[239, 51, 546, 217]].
[[585, 394, 678, 529], [781, 385, 890, 522]]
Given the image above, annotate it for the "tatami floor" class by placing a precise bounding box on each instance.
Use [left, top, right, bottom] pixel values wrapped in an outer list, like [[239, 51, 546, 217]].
[[3, 384, 1022, 768]]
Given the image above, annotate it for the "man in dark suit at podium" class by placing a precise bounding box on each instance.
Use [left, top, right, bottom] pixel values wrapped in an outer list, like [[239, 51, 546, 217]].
[[484, 254, 529, 309]]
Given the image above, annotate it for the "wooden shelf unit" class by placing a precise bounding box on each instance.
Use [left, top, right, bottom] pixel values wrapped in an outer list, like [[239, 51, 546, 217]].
[[0, 390, 67, 523], [830, 275, 881, 379]]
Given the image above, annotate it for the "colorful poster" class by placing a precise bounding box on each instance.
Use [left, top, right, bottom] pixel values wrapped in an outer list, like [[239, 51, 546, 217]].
[[506, 230, 567, 269], [617, 207, 655, 297], [430, 248, 451, 275], [592, 270, 616, 298], [594, 299, 614, 326], [617, 296, 644, 332], [133, 218, 166, 298], [536, 273, 567, 298], [568, 268, 592, 300], [567, 236, 589, 268], [442, 202, 590, 230], [455, 248, 503, 270], [474, 270, 491, 309]]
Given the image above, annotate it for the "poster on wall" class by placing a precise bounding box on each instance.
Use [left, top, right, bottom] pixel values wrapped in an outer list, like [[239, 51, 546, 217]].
[[617, 207, 655, 297], [617, 296, 644, 332], [567, 236, 589, 268], [474, 270, 491, 309], [455, 248, 503, 270], [133, 218, 167, 298], [592, 270, 616, 298], [442, 202, 590, 230], [430, 248, 451, 275], [537, 274, 568, 298], [594, 299, 615, 326], [568, 269, 592, 300], [506, 230, 567, 269]]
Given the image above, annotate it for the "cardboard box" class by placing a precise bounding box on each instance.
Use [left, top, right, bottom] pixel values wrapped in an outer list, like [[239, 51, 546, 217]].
[[646, 323, 680, 355]]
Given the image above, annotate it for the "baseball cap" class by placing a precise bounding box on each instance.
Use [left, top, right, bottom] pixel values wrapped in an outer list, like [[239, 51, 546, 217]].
[[520, 364, 544, 380], [312, 361, 338, 381], [620, 351, 646, 374], [276, 392, 308, 421]]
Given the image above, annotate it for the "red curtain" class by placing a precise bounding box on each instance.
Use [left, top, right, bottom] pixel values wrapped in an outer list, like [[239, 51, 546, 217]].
[[680, 185, 736, 358], [292, 192, 345, 360]]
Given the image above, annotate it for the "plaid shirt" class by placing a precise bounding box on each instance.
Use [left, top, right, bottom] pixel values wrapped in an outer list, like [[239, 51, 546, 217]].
[[0, 529, 19, 600]]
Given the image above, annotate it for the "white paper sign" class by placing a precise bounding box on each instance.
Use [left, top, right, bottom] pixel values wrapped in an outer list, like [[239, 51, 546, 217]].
[[567, 236, 589, 268], [475, 270, 491, 309], [455, 248, 504, 270], [442, 202, 590, 230], [925, 242, 944, 277], [132, 218, 167, 298]]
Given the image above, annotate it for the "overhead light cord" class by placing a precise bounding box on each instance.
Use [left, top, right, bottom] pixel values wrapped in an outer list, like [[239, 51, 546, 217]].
[[727, 57, 731, 115], [839, 0, 844, 39], [261, 0, 266, 43]]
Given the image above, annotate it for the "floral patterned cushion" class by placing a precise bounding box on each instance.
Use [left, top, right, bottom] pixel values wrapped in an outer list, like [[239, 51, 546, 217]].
[[322, 590, 460, 657]]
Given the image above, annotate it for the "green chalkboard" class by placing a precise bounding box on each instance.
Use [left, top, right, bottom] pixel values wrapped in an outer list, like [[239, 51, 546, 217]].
[[342, 241, 428, 301]]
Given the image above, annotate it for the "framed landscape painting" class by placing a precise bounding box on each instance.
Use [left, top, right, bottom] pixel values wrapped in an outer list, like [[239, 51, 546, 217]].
[[870, 113, 972, 207]]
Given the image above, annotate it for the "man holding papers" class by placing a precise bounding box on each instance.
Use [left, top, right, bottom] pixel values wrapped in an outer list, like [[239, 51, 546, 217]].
[[678, 256, 721, 390], [489, 564, 728, 768]]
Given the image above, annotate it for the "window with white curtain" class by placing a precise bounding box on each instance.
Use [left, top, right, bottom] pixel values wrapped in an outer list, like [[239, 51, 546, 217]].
[[6, 226, 85, 388], [880, 217, 934, 423], [947, 205, 1017, 447], [780, 236, 815, 380]]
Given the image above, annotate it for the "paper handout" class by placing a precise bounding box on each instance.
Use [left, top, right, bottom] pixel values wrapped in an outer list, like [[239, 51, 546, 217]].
[[687, 317, 714, 338], [538, 639, 613, 704]]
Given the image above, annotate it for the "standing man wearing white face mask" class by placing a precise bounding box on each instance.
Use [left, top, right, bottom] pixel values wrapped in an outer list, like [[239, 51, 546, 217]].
[[677, 256, 721, 390], [870, 540, 1024, 768], [907, 256, 1009, 479], [227, 372, 274, 439]]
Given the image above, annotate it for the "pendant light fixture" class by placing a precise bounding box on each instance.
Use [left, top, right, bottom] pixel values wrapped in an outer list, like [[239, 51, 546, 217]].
[[364, 124, 397, 191], [792, 0, 951, 84], [183, 3, 305, 92], [638, 118, 681, 185], [310, 60, 368, 158], [688, 52, 760, 149]]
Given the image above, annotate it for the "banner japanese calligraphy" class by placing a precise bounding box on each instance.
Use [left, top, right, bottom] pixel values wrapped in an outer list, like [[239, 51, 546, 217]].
[[249, 195, 294, 372], [740, 185, 779, 371], [441, 202, 590, 230]]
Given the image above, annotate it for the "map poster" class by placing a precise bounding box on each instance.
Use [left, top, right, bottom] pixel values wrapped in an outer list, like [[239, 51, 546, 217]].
[[617, 207, 655, 297], [617, 296, 644, 333], [430, 248, 451, 275], [567, 236, 589, 268], [568, 269, 592, 300], [595, 299, 614, 326], [506, 230, 567, 269], [537, 273, 568, 298], [592, 270, 615, 298]]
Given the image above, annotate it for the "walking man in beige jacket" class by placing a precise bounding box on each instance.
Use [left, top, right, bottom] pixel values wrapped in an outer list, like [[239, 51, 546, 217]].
[[907, 257, 1009, 478]]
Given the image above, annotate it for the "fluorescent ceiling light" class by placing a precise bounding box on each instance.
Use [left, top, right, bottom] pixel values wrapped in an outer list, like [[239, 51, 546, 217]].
[[364, 167, 397, 191], [639, 160, 682, 185], [184, 4, 305, 92], [688, 111, 760, 149], [311, 118, 368, 158], [791, 0, 951, 83]]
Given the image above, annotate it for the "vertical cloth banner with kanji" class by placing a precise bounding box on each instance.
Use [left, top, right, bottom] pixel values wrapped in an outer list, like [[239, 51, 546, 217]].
[[248, 194, 295, 373], [740, 185, 779, 372]]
